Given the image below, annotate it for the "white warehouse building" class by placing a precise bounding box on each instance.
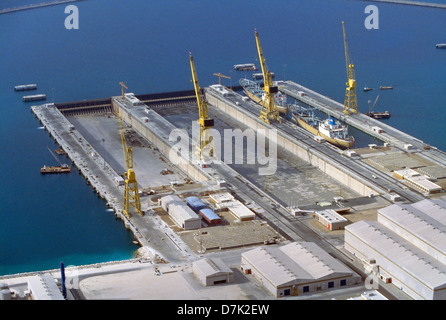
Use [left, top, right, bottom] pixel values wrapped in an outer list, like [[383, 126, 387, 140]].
[[241, 242, 360, 298], [344, 199, 446, 300], [159, 195, 201, 230]]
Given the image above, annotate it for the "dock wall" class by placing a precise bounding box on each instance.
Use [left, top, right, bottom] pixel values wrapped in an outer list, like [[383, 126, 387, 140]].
[[112, 98, 211, 183], [205, 90, 379, 197]]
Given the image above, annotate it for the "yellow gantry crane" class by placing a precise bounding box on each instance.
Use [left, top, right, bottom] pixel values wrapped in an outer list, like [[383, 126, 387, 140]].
[[213, 73, 231, 85], [190, 53, 215, 160], [342, 21, 358, 115], [255, 30, 281, 125], [117, 82, 142, 218]]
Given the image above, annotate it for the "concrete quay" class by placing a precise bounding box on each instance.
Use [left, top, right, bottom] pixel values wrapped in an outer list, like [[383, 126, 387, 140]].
[[31, 103, 195, 265]]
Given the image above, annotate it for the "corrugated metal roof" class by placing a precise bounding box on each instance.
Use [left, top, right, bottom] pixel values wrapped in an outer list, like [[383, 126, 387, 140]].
[[199, 208, 220, 221], [346, 220, 446, 290], [378, 202, 446, 258], [242, 242, 355, 287], [193, 258, 233, 277], [27, 274, 64, 300], [412, 199, 446, 225], [169, 204, 199, 222]]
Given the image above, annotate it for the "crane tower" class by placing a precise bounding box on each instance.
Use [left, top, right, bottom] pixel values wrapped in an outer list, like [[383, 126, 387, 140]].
[[342, 21, 358, 115], [117, 82, 142, 218], [189, 54, 216, 160], [255, 30, 281, 125]]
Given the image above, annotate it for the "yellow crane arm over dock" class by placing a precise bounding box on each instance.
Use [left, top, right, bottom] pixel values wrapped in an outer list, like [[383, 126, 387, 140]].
[[190, 53, 215, 160], [255, 30, 281, 125], [342, 21, 358, 115]]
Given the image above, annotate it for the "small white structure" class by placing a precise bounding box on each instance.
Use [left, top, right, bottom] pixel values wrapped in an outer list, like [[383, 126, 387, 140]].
[[314, 209, 349, 231], [393, 168, 442, 194], [209, 84, 233, 97], [372, 126, 383, 133], [241, 242, 360, 298], [228, 203, 256, 221], [160, 195, 201, 229], [114, 176, 125, 186], [27, 274, 64, 300], [159, 195, 183, 211], [124, 93, 144, 107], [192, 258, 234, 286], [209, 192, 255, 221], [209, 192, 235, 207]]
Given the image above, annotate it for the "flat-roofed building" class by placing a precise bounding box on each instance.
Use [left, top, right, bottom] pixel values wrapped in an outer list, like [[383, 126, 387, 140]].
[[314, 209, 349, 230], [241, 242, 360, 298], [393, 168, 442, 194]]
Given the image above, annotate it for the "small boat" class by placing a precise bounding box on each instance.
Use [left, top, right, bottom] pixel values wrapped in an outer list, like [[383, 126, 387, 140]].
[[436, 43, 446, 49], [363, 87, 373, 92], [379, 86, 393, 90], [14, 84, 37, 91], [233, 63, 258, 71], [366, 110, 391, 119], [40, 165, 71, 174], [23, 94, 46, 102]]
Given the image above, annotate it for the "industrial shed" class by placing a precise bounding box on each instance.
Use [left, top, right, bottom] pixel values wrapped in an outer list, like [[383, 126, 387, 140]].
[[159, 195, 201, 229], [159, 194, 183, 211], [314, 209, 349, 230], [186, 196, 207, 213], [345, 199, 446, 300], [27, 274, 64, 300], [168, 204, 201, 230], [241, 242, 360, 297], [199, 208, 222, 225], [192, 258, 234, 286]]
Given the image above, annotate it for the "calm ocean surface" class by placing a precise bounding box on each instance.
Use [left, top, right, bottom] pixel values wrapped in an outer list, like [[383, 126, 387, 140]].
[[0, 0, 445, 276]]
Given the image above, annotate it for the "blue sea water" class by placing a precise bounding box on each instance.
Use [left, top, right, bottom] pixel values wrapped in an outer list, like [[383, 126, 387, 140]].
[[0, 0, 445, 276]]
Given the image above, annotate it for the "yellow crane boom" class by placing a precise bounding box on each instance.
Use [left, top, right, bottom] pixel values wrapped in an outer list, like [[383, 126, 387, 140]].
[[213, 73, 231, 85], [342, 21, 358, 115], [190, 53, 215, 160], [117, 82, 141, 217], [255, 30, 281, 125]]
